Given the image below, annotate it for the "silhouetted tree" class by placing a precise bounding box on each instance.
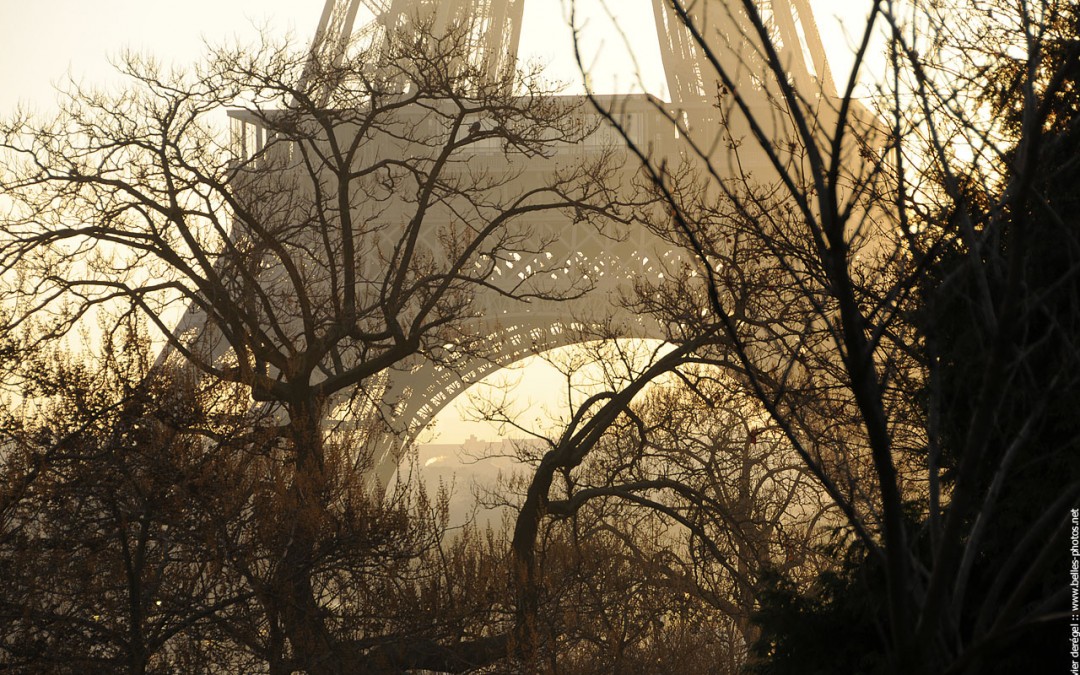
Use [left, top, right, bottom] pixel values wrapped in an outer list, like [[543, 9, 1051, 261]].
[[504, 1, 1080, 673], [0, 322, 261, 672], [0, 15, 628, 672]]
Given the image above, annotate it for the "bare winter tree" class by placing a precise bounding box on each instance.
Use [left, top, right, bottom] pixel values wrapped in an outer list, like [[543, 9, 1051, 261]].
[[0, 324, 263, 673], [0, 17, 630, 673], [0, 318, 480, 674], [504, 1, 1080, 673]]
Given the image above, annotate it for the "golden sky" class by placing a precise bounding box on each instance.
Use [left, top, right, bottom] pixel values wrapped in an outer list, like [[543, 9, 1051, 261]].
[[0, 0, 870, 113]]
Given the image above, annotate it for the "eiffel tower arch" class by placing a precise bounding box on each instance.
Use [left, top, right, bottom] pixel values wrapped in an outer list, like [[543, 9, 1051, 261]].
[[189, 0, 848, 487]]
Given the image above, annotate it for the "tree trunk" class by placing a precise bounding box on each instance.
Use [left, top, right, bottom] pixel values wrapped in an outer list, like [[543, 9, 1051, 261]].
[[277, 395, 341, 675]]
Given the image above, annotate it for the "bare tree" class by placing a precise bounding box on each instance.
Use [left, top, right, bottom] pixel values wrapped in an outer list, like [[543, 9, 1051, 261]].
[[480, 327, 837, 669], [504, 1, 1079, 672], [0, 17, 629, 673], [0, 322, 263, 673], [0, 317, 485, 674]]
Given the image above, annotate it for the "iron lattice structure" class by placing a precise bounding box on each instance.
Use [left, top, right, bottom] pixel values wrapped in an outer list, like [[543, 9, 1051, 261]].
[[176, 0, 846, 486], [305, 0, 833, 105]]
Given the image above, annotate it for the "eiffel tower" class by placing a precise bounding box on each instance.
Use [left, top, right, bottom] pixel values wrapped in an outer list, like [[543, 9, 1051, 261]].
[[190, 0, 842, 487], [303, 1, 834, 104]]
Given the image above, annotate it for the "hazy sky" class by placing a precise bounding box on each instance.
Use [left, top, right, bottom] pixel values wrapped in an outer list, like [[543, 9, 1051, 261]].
[[0, 0, 875, 444], [0, 0, 872, 113], [0, 1, 660, 113]]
